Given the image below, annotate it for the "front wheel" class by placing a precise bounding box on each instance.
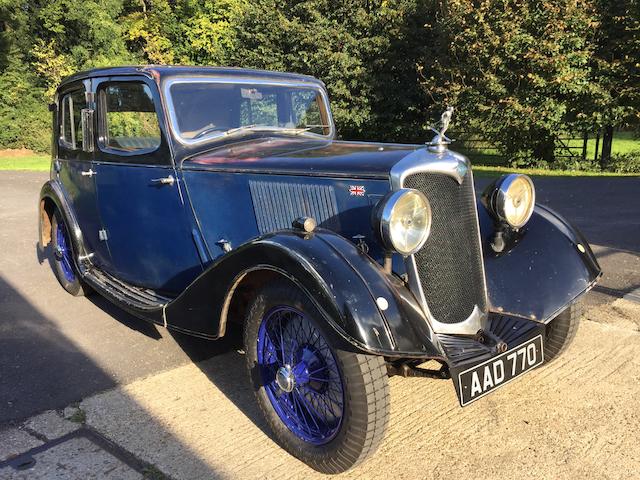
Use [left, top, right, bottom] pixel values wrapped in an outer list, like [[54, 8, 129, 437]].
[[244, 279, 389, 474], [544, 301, 583, 363]]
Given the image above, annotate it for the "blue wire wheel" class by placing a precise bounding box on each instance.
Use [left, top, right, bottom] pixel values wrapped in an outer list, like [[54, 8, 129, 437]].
[[55, 219, 76, 282], [257, 306, 345, 445]]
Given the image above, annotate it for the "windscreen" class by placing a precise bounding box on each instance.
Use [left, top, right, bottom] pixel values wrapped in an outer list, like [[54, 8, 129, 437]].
[[168, 81, 331, 142]]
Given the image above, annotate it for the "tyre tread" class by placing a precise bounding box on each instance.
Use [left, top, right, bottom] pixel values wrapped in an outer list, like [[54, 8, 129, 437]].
[[544, 301, 583, 363]]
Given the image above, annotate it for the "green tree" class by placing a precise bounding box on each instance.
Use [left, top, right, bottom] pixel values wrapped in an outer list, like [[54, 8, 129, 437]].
[[418, 0, 605, 166], [592, 0, 640, 164], [0, 1, 51, 151]]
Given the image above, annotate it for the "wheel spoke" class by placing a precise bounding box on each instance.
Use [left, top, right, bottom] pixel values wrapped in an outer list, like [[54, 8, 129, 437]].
[[295, 388, 325, 432], [257, 305, 345, 445], [292, 390, 320, 434]]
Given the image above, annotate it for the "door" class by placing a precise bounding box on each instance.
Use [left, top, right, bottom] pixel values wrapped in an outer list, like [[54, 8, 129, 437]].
[[92, 77, 203, 294], [56, 82, 110, 267]]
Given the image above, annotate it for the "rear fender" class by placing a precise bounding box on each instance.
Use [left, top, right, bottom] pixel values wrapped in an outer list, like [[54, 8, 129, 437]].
[[38, 180, 89, 271], [165, 229, 441, 358]]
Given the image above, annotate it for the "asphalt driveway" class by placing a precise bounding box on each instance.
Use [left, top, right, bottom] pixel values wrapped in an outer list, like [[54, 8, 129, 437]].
[[0, 170, 638, 425]]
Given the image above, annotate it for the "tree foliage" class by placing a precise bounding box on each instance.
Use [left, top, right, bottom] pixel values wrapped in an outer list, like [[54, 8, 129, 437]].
[[0, 0, 638, 165], [418, 0, 606, 165]]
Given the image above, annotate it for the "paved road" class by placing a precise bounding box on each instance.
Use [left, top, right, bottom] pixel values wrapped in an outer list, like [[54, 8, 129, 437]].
[[474, 175, 640, 252], [0, 171, 638, 425]]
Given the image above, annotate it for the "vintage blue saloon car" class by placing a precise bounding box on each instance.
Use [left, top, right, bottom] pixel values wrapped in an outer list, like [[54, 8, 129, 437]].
[[39, 66, 600, 473]]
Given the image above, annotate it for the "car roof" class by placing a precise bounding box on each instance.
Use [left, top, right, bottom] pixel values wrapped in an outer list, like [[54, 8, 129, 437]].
[[58, 65, 324, 91]]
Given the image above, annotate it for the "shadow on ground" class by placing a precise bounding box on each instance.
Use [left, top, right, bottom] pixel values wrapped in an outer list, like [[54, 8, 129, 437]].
[[0, 274, 224, 478]]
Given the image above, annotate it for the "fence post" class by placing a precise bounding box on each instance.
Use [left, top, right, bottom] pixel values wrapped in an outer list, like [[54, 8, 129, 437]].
[[582, 132, 588, 162], [594, 132, 600, 164]]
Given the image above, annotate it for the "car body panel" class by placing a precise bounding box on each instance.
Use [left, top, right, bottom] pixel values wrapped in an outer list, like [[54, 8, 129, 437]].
[[164, 229, 442, 358], [481, 204, 601, 323], [183, 137, 419, 178], [181, 168, 399, 267], [56, 160, 109, 266], [93, 162, 203, 293], [39, 65, 601, 363]]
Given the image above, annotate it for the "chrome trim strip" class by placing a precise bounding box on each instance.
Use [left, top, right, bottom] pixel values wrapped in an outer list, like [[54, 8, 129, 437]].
[[393, 148, 489, 335], [162, 77, 335, 146]]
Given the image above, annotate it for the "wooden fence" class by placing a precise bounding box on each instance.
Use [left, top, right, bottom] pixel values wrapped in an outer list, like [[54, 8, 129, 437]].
[[451, 132, 606, 167]]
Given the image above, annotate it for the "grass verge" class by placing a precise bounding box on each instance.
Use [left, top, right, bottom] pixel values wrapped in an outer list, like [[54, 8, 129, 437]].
[[473, 165, 639, 177], [0, 152, 50, 171]]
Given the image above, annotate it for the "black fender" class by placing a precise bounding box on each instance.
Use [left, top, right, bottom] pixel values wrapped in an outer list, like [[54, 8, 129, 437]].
[[165, 229, 442, 358], [480, 203, 601, 323], [38, 179, 89, 271]]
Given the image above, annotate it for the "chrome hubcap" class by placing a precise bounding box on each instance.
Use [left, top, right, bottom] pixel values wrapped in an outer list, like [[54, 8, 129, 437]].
[[275, 365, 295, 393]]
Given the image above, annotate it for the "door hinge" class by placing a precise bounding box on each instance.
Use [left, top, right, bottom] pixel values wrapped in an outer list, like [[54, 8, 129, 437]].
[[98, 229, 108, 241]]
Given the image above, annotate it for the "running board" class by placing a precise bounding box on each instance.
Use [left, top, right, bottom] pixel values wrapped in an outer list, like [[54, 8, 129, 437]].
[[83, 267, 173, 313]]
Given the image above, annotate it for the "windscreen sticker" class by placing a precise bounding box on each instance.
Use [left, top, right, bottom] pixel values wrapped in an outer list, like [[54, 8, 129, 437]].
[[241, 88, 263, 100]]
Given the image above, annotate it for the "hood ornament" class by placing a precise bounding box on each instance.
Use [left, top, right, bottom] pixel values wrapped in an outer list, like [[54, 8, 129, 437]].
[[427, 106, 454, 153]]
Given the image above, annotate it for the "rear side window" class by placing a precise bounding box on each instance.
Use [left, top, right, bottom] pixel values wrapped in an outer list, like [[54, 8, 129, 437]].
[[60, 90, 86, 150], [100, 82, 161, 152]]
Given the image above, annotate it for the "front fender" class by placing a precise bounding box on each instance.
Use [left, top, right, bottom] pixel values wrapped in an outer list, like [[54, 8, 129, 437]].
[[165, 229, 441, 358], [481, 203, 601, 323]]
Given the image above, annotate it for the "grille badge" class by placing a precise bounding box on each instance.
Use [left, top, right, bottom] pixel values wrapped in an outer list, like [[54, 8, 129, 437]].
[[456, 162, 468, 181]]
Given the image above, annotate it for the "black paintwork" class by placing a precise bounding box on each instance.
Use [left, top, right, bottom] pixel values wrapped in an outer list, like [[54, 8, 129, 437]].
[[481, 204, 601, 322], [42, 169, 601, 362], [165, 229, 442, 358], [59, 65, 322, 91]]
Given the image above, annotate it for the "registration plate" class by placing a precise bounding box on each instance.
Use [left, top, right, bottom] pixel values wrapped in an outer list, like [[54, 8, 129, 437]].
[[457, 335, 544, 406]]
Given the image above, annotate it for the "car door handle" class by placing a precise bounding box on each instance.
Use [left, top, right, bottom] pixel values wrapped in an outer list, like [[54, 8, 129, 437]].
[[151, 175, 175, 186], [81, 169, 96, 177]]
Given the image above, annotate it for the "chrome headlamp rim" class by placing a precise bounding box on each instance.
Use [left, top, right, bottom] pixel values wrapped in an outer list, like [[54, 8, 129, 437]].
[[493, 173, 536, 229], [377, 188, 432, 256]]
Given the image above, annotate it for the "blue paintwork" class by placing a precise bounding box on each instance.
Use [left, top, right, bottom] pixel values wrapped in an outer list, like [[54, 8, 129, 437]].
[[257, 305, 344, 444], [93, 163, 203, 294], [55, 220, 75, 282], [57, 160, 110, 267], [182, 169, 398, 270], [182, 136, 418, 178]]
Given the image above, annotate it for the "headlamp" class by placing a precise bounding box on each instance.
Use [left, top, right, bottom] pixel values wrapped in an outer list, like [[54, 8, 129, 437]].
[[375, 189, 432, 255]]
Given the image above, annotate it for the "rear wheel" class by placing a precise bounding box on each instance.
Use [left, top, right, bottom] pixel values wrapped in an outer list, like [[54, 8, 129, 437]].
[[544, 301, 583, 363], [244, 279, 389, 474], [50, 212, 91, 296]]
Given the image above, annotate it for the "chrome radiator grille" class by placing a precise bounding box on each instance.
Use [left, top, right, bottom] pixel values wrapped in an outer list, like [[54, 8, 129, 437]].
[[403, 171, 486, 324]]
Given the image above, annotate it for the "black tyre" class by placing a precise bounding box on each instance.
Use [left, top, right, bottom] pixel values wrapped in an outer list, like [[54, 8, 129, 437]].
[[544, 301, 583, 363], [50, 212, 91, 297], [244, 279, 389, 474]]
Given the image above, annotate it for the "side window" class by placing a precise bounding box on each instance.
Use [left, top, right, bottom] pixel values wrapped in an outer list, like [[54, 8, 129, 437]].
[[60, 90, 86, 150], [100, 82, 160, 153]]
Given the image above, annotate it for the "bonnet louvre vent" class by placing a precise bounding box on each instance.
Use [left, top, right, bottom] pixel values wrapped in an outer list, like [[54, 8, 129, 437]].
[[249, 180, 340, 234]]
